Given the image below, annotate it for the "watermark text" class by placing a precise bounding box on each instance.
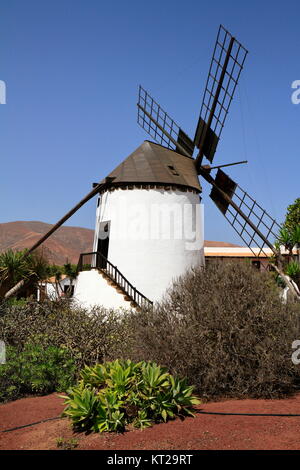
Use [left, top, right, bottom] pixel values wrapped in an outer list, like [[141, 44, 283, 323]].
[[0, 80, 6, 104], [291, 80, 300, 104]]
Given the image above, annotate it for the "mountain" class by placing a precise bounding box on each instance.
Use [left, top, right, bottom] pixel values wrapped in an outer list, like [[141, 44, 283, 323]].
[[0, 221, 241, 266], [0, 221, 94, 265], [203, 240, 241, 247]]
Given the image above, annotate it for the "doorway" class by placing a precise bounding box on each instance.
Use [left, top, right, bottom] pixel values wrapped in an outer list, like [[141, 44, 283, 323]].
[[97, 221, 110, 269]]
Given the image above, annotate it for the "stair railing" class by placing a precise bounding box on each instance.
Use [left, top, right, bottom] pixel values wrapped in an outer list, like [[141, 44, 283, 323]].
[[77, 252, 153, 309]]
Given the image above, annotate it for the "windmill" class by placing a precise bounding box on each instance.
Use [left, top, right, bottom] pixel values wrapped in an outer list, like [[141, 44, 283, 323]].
[[137, 25, 280, 260], [4, 25, 296, 306]]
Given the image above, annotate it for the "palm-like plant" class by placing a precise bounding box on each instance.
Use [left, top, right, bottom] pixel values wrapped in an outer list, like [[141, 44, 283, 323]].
[[63, 262, 77, 280], [0, 250, 28, 297], [26, 251, 49, 281], [277, 227, 294, 257], [0, 249, 49, 299]]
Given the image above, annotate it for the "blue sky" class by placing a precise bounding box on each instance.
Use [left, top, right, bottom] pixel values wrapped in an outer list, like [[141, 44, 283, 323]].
[[0, 0, 299, 244]]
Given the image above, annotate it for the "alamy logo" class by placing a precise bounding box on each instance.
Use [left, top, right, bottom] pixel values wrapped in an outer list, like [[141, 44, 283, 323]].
[[0, 80, 6, 104], [0, 341, 6, 364], [291, 340, 300, 365], [291, 81, 300, 105]]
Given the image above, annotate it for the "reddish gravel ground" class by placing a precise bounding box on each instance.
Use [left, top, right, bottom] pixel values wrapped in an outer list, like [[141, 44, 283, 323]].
[[1, 393, 300, 450]]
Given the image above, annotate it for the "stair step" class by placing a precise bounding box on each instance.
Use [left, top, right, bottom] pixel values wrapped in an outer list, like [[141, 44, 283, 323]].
[[102, 272, 133, 302], [92, 261, 151, 309]]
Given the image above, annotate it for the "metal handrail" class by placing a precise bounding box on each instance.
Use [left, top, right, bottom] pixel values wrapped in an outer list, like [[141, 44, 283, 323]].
[[77, 251, 153, 309]]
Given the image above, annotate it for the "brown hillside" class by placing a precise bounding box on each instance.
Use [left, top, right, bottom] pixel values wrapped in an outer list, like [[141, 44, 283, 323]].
[[204, 240, 241, 247], [0, 221, 94, 265]]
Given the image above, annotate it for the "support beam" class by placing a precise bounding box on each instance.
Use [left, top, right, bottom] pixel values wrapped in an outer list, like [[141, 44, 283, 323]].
[[203, 160, 248, 171]]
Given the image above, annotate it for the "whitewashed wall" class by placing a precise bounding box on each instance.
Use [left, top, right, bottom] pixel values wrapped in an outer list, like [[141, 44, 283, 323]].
[[91, 187, 204, 303], [73, 270, 132, 310]]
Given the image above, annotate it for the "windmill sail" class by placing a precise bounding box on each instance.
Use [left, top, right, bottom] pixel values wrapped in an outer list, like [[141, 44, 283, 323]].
[[195, 25, 248, 168], [201, 168, 280, 257], [136, 26, 279, 259], [137, 25, 248, 168], [137, 86, 194, 158]]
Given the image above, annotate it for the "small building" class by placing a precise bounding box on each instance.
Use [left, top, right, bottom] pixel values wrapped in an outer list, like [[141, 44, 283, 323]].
[[204, 242, 298, 271], [38, 275, 75, 301]]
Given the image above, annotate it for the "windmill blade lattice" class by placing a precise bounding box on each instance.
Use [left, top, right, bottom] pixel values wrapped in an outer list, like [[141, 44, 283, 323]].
[[137, 86, 194, 157], [222, 187, 280, 257], [209, 169, 281, 257], [195, 25, 248, 165]]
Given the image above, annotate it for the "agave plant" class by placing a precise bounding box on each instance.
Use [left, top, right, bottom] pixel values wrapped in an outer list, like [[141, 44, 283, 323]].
[[286, 261, 300, 284], [61, 386, 101, 431], [141, 362, 170, 392], [80, 363, 107, 388], [62, 359, 200, 433], [168, 375, 200, 416]]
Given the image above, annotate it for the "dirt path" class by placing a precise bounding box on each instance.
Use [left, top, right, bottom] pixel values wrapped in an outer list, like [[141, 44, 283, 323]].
[[1, 393, 300, 450]]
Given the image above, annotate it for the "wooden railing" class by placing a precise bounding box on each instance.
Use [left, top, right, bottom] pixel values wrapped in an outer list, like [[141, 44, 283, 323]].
[[77, 252, 153, 309]]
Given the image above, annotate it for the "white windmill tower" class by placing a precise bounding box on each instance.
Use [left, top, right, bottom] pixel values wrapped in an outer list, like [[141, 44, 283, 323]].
[[74, 140, 204, 309], [5, 25, 287, 305]]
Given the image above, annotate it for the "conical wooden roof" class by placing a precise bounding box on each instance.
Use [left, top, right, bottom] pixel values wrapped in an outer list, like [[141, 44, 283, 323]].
[[102, 141, 201, 192]]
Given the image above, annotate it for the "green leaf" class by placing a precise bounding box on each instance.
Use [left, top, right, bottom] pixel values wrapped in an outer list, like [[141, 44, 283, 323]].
[[161, 409, 167, 422]]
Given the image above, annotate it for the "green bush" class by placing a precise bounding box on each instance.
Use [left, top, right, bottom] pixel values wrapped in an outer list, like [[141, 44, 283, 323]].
[[0, 299, 128, 370], [0, 343, 76, 402], [119, 261, 300, 400], [61, 359, 200, 433], [286, 261, 300, 285]]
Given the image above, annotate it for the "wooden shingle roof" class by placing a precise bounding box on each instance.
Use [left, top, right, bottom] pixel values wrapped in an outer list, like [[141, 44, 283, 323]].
[[102, 141, 201, 192]]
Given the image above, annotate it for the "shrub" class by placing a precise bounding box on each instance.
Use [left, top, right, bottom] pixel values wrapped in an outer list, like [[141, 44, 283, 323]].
[[0, 343, 76, 402], [286, 261, 300, 285], [61, 359, 200, 433], [2, 260, 300, 403], [121, 260, 300, 400], [0, 299, 128, 370]]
